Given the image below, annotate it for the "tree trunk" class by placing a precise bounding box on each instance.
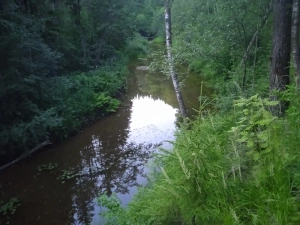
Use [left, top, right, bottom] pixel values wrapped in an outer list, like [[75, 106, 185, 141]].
[[23, 0, 28, 12], [270, 0, 292, 116], [164, 0, 187, 118], [292, 0, 300, 88], [0, 141, 51, 171]]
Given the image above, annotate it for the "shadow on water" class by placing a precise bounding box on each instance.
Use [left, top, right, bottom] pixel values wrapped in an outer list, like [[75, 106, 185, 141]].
[[0, 56, 210, 225]]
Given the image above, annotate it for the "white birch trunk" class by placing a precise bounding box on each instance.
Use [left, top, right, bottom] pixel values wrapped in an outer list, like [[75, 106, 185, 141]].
[[164, 0, 187, 118]]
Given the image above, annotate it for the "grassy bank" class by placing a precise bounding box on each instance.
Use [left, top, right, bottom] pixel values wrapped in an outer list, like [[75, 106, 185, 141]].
[[98, 88, 300, 225]]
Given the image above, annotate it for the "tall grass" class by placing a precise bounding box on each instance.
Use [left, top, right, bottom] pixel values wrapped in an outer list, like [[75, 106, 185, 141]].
[[98, 91, 300, 225]]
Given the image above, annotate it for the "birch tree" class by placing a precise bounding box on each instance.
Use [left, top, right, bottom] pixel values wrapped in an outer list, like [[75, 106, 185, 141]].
[[164, 0, 187, 118]]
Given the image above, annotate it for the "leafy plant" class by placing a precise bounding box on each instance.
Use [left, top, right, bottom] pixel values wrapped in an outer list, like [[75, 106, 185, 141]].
[[98, 194, 127, 225], [57, 169, 80, 183], [230, 95, 278, 160], [94, 94, 121, 113], [125, 33, 149, 59], [37, 163, 58, 172], [0, 198, 21, 224]]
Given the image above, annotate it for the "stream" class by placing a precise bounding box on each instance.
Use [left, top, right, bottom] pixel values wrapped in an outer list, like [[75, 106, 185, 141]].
[[0, 58, 210, 225]]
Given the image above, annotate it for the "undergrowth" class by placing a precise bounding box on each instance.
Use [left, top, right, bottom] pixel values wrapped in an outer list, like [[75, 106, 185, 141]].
[[124, 33, 149, 59], [0, 62, 127, 166], [98, 89, 300, 225]]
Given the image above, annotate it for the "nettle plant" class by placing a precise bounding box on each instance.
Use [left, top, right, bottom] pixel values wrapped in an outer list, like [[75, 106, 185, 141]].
[[230, 94, 278, 162]]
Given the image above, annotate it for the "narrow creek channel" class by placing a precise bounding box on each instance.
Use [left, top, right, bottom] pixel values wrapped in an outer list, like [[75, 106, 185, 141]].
[[0, 59, 210, 225]]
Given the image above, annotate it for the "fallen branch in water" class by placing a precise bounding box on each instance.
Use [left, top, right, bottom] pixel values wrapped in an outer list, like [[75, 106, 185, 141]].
[[0, 140, 52, 171]]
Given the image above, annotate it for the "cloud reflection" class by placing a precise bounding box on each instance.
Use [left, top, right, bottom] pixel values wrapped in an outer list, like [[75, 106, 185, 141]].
[[72, 93, 177, 224]]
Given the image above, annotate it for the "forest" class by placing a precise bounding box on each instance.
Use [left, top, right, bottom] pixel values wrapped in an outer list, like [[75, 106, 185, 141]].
[[0, 0, 161, 167], [1, 0, 300, 224]]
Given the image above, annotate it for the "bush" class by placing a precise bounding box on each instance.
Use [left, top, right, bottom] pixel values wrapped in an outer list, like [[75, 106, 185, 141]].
[[49, 64, 126, 139], [151, 36, 165, 45], [124, 33, 149, 59], [0, 62, 127, 165]]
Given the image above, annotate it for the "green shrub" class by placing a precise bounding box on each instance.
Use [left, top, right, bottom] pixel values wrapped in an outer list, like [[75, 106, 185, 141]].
[[94, 94, 120, 113], [151, 36, 165, 45], [124, 33, 149, 59], [0, 198, 21, 224], [0, 62, 126, 161], [49, 63, 126, 139]]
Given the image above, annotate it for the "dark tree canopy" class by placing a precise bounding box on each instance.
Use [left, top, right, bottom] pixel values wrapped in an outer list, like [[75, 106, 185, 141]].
[[0, 0, 161, 165]]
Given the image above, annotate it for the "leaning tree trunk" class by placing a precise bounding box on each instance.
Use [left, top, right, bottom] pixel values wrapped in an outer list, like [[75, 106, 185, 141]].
[[292, 0, 300, 88], [270, 0, 292, 116], [164, 0, 187, 118], [0, 140, 51, 171]]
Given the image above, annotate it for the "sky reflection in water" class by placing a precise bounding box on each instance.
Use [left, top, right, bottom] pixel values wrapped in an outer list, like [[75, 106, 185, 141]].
[[87, 94, 177, 225]]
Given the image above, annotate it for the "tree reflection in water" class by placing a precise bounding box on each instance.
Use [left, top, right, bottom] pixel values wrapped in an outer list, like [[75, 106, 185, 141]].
[[71, 135, 158, 224]]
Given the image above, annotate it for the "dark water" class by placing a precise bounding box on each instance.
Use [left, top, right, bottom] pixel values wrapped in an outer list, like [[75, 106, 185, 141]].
[[0, 59, 210, 225]]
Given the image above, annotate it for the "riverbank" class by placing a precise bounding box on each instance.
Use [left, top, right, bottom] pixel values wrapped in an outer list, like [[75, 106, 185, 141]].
[[0, 62, 128, 169], [98, 91, 300, 225], [0, 56, 208, 225]]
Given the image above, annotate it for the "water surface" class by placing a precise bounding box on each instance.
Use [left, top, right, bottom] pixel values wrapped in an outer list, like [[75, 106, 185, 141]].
[[0, 59, 210, 225]]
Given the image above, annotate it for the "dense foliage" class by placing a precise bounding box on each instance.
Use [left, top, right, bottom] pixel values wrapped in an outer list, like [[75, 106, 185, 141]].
[[171, 0, 273, 108], [0, 0, 160, 165]]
